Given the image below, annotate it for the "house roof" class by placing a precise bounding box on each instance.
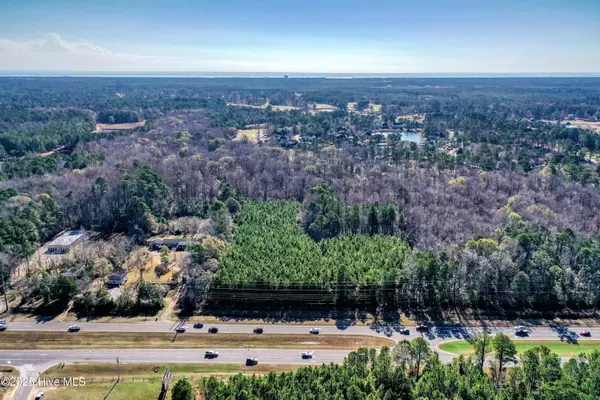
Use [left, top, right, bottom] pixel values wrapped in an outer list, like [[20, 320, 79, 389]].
[[108, 270, 128, 279], [107, 287, 123, 301], [47, 230, 86, 247]]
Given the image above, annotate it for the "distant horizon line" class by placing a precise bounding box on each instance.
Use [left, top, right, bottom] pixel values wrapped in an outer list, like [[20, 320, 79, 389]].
[[1, 71, 600, 78]]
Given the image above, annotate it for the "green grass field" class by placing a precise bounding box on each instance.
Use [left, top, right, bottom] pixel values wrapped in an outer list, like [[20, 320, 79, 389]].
[[235, 128, 262, 142], [42, 381, 164, 400], [40, 362, 301, 400], [439, 340, 600, 357]]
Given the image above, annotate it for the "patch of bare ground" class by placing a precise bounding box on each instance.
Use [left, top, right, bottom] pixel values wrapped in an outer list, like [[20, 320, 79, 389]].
[[94, 120, 146, 132]]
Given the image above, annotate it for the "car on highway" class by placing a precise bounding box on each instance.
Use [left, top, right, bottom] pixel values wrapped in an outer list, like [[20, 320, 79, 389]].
[[415, 324, 429, 332], [580, 330, 591, 337], [34, 392, 45, 400], [399, 327, 410, 335], [176, 325, 188, 333], [204, 350, 219, 358], [0, 321, 6, 331], [253, 327, 264, 334], [193, 322, 204, 329], [68, 325, 81, 332], [514, 326, 529, 336], [309, 328, 320, 334], [208, 327, 219, 334], [301, 351, 313, 359], [246, 357, 258, 366]]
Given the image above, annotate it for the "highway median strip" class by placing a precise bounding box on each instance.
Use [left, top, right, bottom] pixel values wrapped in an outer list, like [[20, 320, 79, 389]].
[[0, 331, 394, 350]]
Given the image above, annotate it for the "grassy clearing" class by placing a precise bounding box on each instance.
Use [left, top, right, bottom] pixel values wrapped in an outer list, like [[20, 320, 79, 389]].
[[563, 119, 600, 133], [0, 331, 393, 350], [235, 129, 264, 143], [41, 381, 163, 400], [123, 248, 181, 284], [40, 363, 302, 400], [370, 104, 382, 112], [227, 102, 300, 112], [439, 340, 600, 357], [95, 121, 146, 132], [43, 362, 299, 379], [396, 114, 426, 123]]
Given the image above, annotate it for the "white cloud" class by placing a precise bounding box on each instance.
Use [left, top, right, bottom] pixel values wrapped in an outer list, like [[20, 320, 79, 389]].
[[0, 33, 111, 55], [1, 33, 598, 73]]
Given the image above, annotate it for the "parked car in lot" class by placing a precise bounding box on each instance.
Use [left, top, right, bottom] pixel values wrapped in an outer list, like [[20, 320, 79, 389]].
[[415, 325, 429, 332], [193, 322, 204, 329], [208, 327, 219, 334], [253, 327, 264, 334], [580, 330, 591, 337], [246, 357, 258, 366], [176, 325, 188, 333], [399, 327, 410, 335], [204, 350, 219, 358], [309, 328, 320, 335], [301, 351, 313, 359], [68, 325, 81, 332]]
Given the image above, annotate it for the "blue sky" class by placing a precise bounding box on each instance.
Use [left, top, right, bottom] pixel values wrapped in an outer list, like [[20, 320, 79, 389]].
[[0, 0, 599, 73]]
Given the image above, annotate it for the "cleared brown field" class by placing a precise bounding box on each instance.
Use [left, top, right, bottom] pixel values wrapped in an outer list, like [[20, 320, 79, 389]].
[[95, 120, 146, 132], [564, 119, 600, 133]]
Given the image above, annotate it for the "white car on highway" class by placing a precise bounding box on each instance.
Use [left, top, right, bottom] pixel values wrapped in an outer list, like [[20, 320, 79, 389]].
[[514, 326, 529, 335], [176, 325, 188, 333], [309, 328, 320, 334], [68, 325, 81, 332], [301, 351, 313, 359]]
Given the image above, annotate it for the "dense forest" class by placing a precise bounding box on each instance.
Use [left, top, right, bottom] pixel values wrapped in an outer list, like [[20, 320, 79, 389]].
[[2, 77, 600, 316], [201, 339, 600, 400]]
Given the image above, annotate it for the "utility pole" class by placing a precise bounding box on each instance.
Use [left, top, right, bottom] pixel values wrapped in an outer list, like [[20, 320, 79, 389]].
[[117, 357, 120, 382]]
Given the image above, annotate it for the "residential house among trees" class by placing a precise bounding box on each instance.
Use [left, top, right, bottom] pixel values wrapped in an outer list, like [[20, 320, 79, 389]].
[[107, 270, 128, 286], [46, 230, 87, 254], [149, 238, 193, 251]]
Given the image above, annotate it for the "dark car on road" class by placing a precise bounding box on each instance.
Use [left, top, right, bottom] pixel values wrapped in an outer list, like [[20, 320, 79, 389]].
[[208, 327, 219, 334], [253, 327, 264, 334], [193, 322, 204, 329], [415, 325, 429, 332], [580, 330, 591, 337], [399, 327, 410, 335], [246, 357, 258, 366], [0, 324, 6, 331], [204, 350, 219, 358]]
